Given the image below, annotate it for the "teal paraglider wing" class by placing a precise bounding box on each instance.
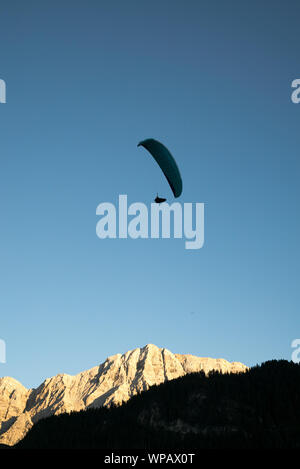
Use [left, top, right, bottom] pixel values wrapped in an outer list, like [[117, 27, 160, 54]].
[[137, 138, 182, 198]]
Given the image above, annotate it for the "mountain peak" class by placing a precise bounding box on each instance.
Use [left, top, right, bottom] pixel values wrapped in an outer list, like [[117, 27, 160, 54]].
[[0, 344, 247, 446], [0, 376, 28, 390]]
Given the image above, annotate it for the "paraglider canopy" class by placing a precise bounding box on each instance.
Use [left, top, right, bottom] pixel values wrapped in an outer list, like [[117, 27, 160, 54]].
[[137, 138, 182, 199]]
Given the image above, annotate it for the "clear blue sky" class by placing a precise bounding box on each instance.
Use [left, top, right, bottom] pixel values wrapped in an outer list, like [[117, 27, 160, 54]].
[[0, 0, 299, 388]]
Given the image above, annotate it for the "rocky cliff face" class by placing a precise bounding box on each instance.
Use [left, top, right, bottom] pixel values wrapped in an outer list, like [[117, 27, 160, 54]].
[[0, 344, 248, 446]]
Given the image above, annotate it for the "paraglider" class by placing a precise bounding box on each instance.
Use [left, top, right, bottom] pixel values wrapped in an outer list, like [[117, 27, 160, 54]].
[[154, 194, 166, 204], [137, 138, 182, 203]]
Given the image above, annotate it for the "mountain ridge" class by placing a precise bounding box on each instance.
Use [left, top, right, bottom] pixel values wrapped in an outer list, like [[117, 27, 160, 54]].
[[0, 343, 247, 446], [15, 359, 300, 450]]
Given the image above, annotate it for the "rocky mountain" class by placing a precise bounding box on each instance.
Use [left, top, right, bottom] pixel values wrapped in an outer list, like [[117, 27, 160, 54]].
[[0, 344, 247, 446], [16, 360, 300, 450]]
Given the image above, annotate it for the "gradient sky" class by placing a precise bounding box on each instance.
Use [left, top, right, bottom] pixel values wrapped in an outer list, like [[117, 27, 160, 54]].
[[0, 0, 299, 388]]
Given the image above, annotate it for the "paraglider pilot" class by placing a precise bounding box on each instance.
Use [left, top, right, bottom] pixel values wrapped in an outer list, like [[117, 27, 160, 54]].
[[154, 194, 166, 204]]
